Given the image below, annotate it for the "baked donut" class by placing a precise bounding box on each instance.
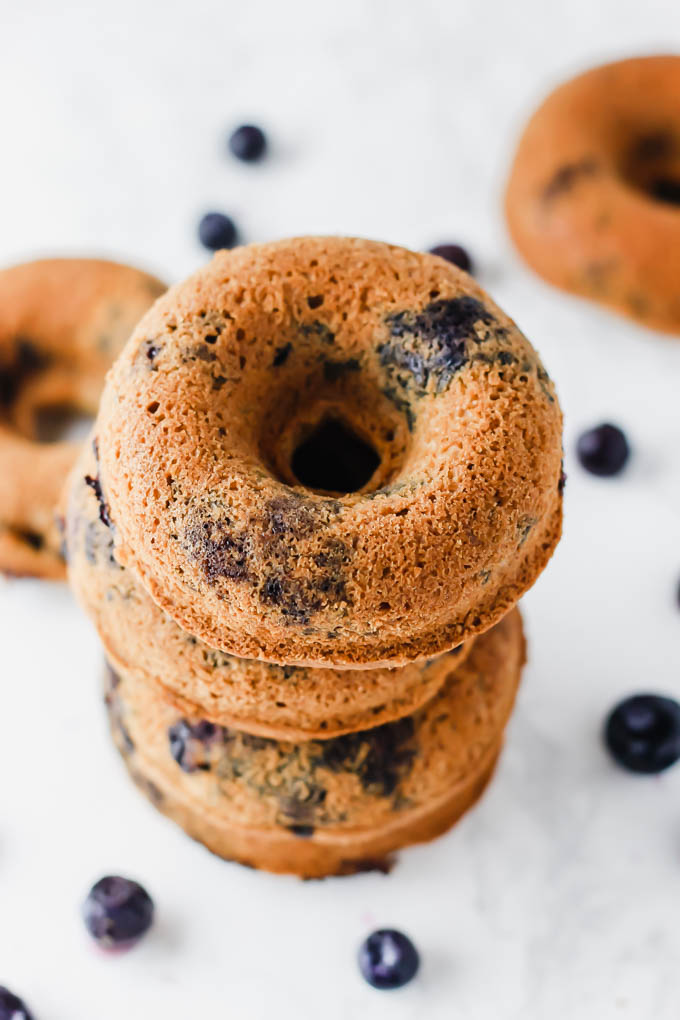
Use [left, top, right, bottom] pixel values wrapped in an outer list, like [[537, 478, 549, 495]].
[[66, 439, 472, 740], [506, 55, 680, 333], [105, 609, 524, 878], [0, 258, 165, 578], [94, 237, 562, 667]]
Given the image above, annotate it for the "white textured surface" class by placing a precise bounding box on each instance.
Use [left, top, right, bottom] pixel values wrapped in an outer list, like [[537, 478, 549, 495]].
[[1, 1, 680, 1017]]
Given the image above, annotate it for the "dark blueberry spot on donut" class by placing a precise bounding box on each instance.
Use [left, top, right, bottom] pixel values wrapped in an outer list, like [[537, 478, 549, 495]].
[[105, 685, 136, 754], [0, 337, 48, 409], [381, 296, 494, 399], [265, 494, 330, 538], [558, 467, 567, 493], [322, 357, 361, 382], [542, 158, 598, 201], [300, 320, 335, 344], [497, 350, 515, 365], [260, 539, 350, 624], [272, 342, 292, 366], [16, 338, 44, 373], [291, 417, 380, 493], [307, 294, 324, 309], [428, 243, 473, 273], [288, 824, 315, 838], [633, 132, 675, 162], [17, 528, 44, 551], [184, 515, 251, 582], [238, 731, 271, 752], [317, 716, 416, 797], [198, 211, 238, 251], [212, 374, 227, 390], [190, 345, 217, 364], [84, 473, 113, 529], [278, 786, 327, 827], [169, 719, 221, 772], [650, 177, 680, 204], [135, 773, 165, 806], [105, 664, 121, 691], [347, 856, 396, 876], [260, 575, 320, 625], [204, 334, 218, 344], [228, 123, 267, 162], [518, 516, 536, 546], [261, 575, 284, 605]]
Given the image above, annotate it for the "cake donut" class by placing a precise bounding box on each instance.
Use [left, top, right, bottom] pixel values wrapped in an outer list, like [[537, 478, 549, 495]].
[[105, 609, 524, 878], [66, 439, 472, 740], [0, 258, 165, 578], [94, 237, 562, 666], [506, 55, 680, 333]]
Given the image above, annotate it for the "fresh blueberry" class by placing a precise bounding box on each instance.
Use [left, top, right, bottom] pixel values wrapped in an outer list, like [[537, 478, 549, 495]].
[[0, 986, 34, 1020], [198, 212, 238, 252], [169, 719, 220, 772], [576, 423, 630, 476], [82, 876, 154, 949], [605, 694, 680, 774], [228, 124, 267, 162], [358, 929, 420, 990], [428, 243, 473, 274]]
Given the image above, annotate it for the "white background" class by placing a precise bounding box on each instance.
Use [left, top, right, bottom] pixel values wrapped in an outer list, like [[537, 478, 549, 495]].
[[1, 1, 680, 1017]]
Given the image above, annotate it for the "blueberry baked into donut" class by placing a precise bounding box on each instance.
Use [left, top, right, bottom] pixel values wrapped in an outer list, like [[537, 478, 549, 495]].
[[93, 237, 563, 666], [103, 610, 524, 878], [506, 55, 680, 333], [0, 258, 165, 578], [65, 439, 473, 740]]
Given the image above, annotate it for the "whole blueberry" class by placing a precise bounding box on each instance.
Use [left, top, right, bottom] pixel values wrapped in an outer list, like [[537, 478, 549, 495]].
[[228, 124, 267, 162], [198, 212, 238, 252], [428, 243, 473, 274], [83, 876, 154, 949], [605, 694, 680, 774], [0, 986, 34, 1020], [358, 929, 420, 990], [576, 423, 630, 476]]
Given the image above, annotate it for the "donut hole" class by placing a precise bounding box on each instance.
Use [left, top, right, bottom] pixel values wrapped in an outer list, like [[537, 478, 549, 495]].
[[291, 416, 380, 494], [34, 403, 94, 444], [622, 131, 680, 205]]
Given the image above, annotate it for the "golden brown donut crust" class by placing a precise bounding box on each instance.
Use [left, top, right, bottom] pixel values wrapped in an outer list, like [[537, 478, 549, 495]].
[[66, 438, 472, 739], [0, 258, 165, 578], [506, 55, 680, 333], [105, 609, 524, 878], [94, 237, 562, 666]]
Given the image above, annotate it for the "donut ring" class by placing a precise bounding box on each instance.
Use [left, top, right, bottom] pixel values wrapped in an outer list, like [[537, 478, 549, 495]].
[[66, 439, 472, 740], [104, 609, 524, 878], [0, 258, 165, 578], [506, 55, 680, 333], [95, 237, 562, 667]]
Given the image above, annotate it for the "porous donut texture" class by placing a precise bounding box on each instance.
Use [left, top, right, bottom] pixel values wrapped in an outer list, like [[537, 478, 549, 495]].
[[506, 55, 680, 334], [105, 609, 524, 878], [94, 237, 562, 666], [0, 258, 165, 578], [66, 439, 472, 740]]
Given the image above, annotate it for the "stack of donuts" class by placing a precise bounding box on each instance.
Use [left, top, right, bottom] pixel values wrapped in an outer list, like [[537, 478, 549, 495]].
[[65, 237, 564, 878]]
